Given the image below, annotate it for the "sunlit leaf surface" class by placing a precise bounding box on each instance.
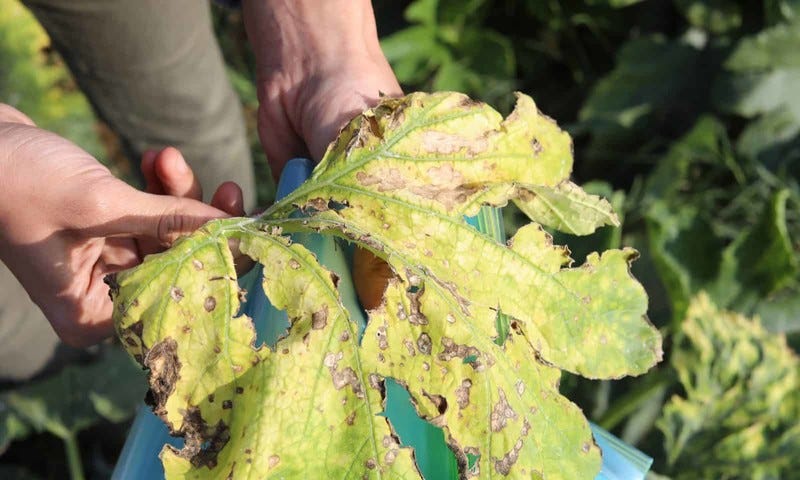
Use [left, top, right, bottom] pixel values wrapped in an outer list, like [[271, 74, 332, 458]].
[[111, 92, 661, 479]]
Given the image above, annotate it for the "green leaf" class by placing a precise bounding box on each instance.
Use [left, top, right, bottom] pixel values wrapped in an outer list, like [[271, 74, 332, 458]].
[[658, 293, 800, 478], [674, 0, 742, 34], [643, 115, 740, 202], [645, 202, 725, 322], [712, 189, 799, 308], [579, 36, 703, 127], [380, 26, 450, 84], [0, 347, 144, 442], [754, 286, 800, 334], [404, 0, 438, 25], [111, 92, 661, 478], [0, 405, 30, 453], [714, 22, 800, 166], [577, 35, 711, 168], [764, 0, 800, 24], [736, 106, 800, 167]]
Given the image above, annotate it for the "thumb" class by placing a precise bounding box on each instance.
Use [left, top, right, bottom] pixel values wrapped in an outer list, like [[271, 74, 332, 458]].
[[86, 178, 229, 245]]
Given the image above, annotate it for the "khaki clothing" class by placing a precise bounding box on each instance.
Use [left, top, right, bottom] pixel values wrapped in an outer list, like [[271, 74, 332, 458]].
[[1, 0, 254, 380]]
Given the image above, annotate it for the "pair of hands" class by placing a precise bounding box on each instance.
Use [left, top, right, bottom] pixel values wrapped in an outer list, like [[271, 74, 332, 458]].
[[0, 0, 401, 346]]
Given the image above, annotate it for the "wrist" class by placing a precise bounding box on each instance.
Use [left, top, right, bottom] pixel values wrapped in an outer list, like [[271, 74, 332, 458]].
[[243, 0, 385, 81]]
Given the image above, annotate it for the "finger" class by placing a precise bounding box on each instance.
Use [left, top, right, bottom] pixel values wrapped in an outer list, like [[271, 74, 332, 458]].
[[100, 237, 141, 272], [140, 149, 164, 194], [87, 178, 229, 245], [154, 146, 203, 200], [0, 104, 36, 126], [210, 181, 246, 216], [257, 103, 310, 181]]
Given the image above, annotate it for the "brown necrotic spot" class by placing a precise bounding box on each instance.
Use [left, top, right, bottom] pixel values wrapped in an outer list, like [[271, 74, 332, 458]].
[[288, 259, 301, 269], [204, 296, 217, 312], [345, 411, 356, 426], [438, 337, 481, 365], [384, 448, 398, 465], [192, 259, 204, 270], [365, 458, 376, 470], [490, 388, 517, 433], [376, 324, 388, 350], [403, 339, 416, 356], [312, 305, 328, 330], [493, 438, 524, 475], [222, 400, 233, 409], [268, 455, 280, 469], [419, 131, 488, 156], [416, 333, 432, 355], [455, 379, 473, 409], [144, 338, 180, 416], [326, 352, 365, 398], [368, 373, 384, 394], [177, 407, 230, 469], [235, 386, 244, 394], [423, 390, 448, 415], [170, 286, 184, 302], [531, 137, 543, 155]]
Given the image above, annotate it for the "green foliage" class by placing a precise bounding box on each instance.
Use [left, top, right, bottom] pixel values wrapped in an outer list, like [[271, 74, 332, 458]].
[[111, 92, 661, 478], [2, 0, 799, 477], [0, 0, 101, 157], [383, 2, 798, 476], [658, 294, 800, 479], [381, 0, 515, 109], [0, 347, 145, 449]]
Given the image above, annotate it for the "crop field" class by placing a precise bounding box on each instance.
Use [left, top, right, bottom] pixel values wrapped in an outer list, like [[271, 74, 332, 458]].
[[1, 1, 798, 479]]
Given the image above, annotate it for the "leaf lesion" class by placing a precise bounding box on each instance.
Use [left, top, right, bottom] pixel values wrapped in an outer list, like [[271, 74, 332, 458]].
[[111, 91, 662, 479]]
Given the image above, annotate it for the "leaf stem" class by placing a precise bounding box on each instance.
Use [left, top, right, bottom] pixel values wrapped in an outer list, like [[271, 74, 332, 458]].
[[63, 432, 86, 480]]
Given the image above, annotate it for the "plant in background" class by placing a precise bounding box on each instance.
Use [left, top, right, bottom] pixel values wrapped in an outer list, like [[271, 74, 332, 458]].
[[379, 2, 799, 476], [0, 348, 145, 480], [658, 293, 800, 479], [110, 92, 662, 478]]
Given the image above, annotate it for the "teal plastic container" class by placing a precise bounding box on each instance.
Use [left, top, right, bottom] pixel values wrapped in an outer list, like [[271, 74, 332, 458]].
[[112, 158, 652, 479]]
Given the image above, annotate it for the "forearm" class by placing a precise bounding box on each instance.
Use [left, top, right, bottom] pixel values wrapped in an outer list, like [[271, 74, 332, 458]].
[[241, 0, 401, 167], [0, 106, 37, 243], [242, 0, 385, 80]]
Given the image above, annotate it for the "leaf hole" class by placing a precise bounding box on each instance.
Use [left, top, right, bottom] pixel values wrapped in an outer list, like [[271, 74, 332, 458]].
[[382, 379, 459, 478]]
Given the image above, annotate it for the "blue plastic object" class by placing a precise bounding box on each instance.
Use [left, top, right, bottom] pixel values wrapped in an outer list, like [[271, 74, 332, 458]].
[[112, 158, 652, 479]]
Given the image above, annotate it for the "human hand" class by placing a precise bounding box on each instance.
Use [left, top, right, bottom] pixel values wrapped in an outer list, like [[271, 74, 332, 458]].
[[243, 0, 403, 178], [0, 104, 243, 346]]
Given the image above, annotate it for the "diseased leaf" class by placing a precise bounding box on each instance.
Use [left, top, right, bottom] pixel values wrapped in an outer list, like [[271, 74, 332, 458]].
[[658, 294, 800, 479], [515, 181, 619, 236], [111, 92, 661, 479]]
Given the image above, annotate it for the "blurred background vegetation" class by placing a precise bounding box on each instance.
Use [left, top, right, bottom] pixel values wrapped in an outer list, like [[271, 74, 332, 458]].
[[1, 0, 798, 478]]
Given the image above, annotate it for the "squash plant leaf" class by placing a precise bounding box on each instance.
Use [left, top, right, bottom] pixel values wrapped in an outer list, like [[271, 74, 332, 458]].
[[514, 181, 620, 235], [111, 92, 661, 479]]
